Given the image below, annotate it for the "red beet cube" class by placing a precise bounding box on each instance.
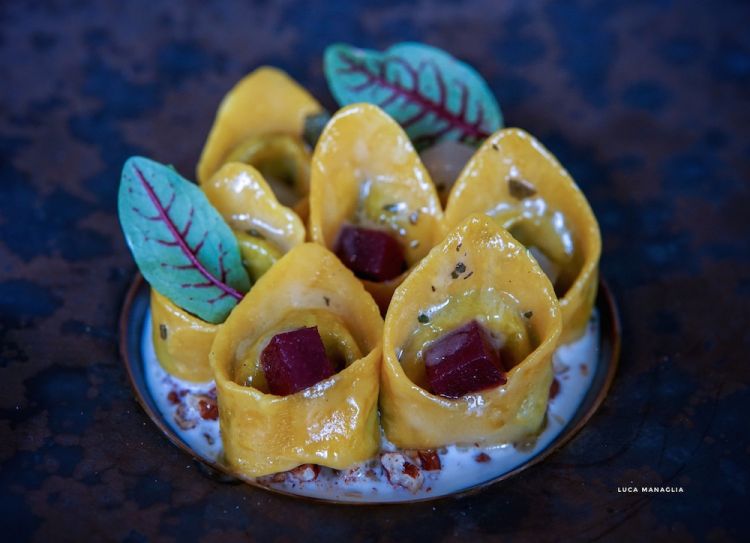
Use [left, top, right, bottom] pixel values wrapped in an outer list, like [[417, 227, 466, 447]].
[[260, 327, 335, 396], [424, 320, 506, 398], [336, 225, 405, 282]]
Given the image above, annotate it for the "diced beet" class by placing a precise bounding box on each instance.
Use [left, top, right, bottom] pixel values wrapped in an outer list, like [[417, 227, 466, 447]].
[[424, 320, 506, 398], [335, 225, 405, 282], [260, 326, 335, 396]]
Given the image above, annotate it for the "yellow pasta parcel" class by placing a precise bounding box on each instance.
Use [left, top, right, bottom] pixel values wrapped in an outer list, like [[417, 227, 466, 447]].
[[308, 103, 443, 312], [150, 289, 218, 382], [443, 128, 600, 343], [196, 67, 323, 215], [380, 214, 562, 449], [202, 162, 305, 282], [210, 243, 383, 477], [149, 163, 306, 382]]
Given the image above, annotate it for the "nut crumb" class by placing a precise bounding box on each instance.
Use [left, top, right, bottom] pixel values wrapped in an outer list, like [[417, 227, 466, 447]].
[[475, 452, 491, 463], [381, 452, 424, 492], [174, 403, 197, 430], [417, 450, 442, 471], [289, 464, 320, 482]]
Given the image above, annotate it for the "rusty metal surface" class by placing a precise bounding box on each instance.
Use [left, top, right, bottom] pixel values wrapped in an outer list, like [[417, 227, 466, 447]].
[[1, 1, 747, 541]]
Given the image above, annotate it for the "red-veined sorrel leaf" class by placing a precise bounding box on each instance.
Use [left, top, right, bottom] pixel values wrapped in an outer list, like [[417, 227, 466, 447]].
[[324, 42, 502, 148], [118, 156, 250, 324]]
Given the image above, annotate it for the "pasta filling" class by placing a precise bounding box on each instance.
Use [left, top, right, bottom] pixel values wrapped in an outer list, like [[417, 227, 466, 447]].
[[235, 230, 284, 282], [225, 133, 311, 207], [495, 203, 578, 297]]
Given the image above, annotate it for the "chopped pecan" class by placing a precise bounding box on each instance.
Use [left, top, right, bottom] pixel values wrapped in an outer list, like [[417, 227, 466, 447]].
[[474, 452, 491, 463], [417, 450, 442, 471], [197, 396, 219, 420], [288, 464, 320, 482], [270, 472, 287, 483], [174, 403, 198, 430], [381, 452, 424, 492]]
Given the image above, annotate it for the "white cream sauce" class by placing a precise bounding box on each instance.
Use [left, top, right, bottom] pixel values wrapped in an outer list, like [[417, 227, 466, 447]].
[[143, 309, 600, 503]]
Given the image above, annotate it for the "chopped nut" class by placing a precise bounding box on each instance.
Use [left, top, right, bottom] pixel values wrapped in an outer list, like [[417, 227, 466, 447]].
[[270, 472, 287, 483], [381, 452, 424, 492], [288, 464, 320, 482], [341, 465, 366, 483], [403, 463, 420, 478], [475, 452, 491, 463], [417, 450, 442, 471], [197, 396, 219, 420], [174, 403, 198, 430]]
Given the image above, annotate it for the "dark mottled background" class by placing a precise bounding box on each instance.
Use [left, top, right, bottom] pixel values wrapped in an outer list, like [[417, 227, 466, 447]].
[[1, 0, 748, 541]]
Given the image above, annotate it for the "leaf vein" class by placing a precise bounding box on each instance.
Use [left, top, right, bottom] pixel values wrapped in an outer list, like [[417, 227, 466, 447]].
[[338, 51, 489, 141], [132, 164, 243, 301]]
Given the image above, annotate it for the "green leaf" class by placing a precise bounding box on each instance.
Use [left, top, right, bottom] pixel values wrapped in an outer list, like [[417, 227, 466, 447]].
[[118, 156, 250, 324], [324, 42, 502, 148]]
